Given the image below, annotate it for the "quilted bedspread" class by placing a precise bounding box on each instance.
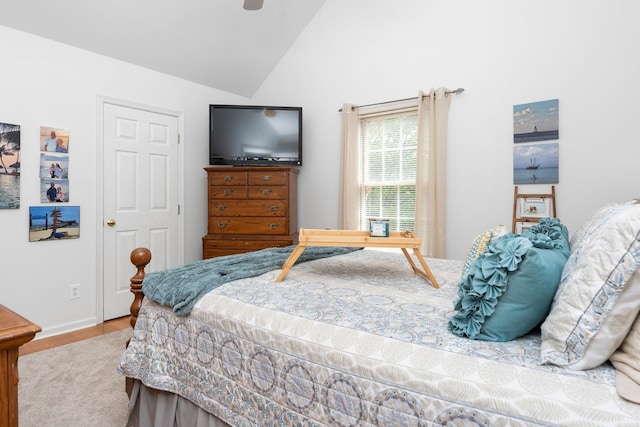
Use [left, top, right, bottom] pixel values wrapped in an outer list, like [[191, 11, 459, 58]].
[[118, 249, 640, 426], [141, 245, 362, 316]]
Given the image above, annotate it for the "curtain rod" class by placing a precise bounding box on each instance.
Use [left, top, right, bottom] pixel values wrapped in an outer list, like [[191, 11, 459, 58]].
[[338, 87, 464, 112]]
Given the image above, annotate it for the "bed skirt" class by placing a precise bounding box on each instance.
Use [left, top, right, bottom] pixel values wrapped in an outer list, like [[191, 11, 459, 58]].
[[127, 380, 230, 427]]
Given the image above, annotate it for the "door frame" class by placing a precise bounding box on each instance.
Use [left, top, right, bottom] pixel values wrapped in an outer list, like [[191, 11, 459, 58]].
[[95, 95, 185, 323]]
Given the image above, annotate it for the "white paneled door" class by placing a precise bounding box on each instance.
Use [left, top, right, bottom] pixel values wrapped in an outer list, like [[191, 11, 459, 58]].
[[102, 101, 181, 320]]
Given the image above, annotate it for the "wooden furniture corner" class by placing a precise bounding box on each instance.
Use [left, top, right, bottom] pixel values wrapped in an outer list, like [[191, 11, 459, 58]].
[[0, 305, 41, 427]]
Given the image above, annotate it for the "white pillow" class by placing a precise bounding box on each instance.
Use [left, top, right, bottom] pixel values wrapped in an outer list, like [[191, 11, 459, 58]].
[[568, 202, 618, 249], [610, 312, 640, 404], [540, 201, 640, 370]]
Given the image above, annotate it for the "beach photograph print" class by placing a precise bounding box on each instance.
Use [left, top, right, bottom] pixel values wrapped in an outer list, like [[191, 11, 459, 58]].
[[40, 153, 69, 180], [29, 205, 80, 242], [40, 126, 69, 153], [513, 99, 559, 143], [41, 179, 69, 203], [513, 142, 559, 184], [0, 121, 21, 209]]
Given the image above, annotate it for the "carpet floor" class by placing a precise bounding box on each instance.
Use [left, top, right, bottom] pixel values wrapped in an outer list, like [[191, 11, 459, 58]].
[[19, 328, 132, 427]]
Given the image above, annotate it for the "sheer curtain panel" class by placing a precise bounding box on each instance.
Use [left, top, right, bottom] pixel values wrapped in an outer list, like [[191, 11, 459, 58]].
[[415, 88, 451, 257], [338, 103, 360, 229]]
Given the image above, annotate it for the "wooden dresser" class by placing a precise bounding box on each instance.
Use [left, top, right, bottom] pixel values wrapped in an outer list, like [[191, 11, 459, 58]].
[[0, 304, 41, 427], [203, 166, 299, 259]]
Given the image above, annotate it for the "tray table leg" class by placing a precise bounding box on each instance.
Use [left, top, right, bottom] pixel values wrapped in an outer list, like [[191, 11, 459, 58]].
[[400, 248, 439, 288], [401, 248, 420, 275], [412, 248, 439, 288], [275, 245, 307, 282]]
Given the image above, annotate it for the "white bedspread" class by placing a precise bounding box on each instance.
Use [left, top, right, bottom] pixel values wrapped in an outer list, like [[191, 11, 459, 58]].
[[118, 249, 640, 426]]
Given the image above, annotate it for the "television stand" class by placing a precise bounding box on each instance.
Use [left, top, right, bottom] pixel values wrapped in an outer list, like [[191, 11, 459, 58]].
[[275, 228, 439, 288]]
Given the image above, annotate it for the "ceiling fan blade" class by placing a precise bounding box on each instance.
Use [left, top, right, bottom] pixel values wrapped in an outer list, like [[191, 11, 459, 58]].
[[243, 0, 264, 10]]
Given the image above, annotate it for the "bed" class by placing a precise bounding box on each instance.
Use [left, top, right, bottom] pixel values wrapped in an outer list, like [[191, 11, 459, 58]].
[[118, 202, 640, 426]]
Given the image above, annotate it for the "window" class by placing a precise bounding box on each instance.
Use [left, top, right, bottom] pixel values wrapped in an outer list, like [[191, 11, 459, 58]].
[[359, 110, 418, 232], [340, 89, 452, 257]]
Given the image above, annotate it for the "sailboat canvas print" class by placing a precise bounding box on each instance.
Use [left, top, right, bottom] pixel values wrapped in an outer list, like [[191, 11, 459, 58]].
[[513, 99, 559, 143], [513, 142, 559, 184]]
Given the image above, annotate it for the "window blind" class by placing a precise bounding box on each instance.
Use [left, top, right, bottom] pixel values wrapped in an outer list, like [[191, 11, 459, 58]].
[[359, 110, 418, 232]]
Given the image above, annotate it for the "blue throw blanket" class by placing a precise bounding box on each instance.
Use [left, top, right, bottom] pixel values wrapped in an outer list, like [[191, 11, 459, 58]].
[[142, 245, 362, 316]]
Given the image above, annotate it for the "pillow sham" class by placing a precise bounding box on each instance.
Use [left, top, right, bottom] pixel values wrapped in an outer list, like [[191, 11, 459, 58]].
[[567, 202, 618, 249], [540, 201, 640, 370], [610, 311, 640, 404], [449, 218, 569, 342], [460, 225, 506, 279]]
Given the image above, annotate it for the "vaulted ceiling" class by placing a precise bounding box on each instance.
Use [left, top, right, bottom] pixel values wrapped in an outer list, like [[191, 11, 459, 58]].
[[0, 0, 326, 97]]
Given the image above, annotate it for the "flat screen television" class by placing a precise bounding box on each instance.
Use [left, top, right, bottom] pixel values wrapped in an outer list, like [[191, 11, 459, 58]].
[[209, 104, 302, 166]]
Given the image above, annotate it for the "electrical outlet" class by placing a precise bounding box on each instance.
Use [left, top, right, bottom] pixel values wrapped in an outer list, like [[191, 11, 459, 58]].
[[69, 284, 80, 300]]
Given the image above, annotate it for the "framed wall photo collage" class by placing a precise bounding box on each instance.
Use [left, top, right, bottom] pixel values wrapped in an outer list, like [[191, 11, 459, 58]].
[[32, 126, 79, 241], [0, 122, 80, 241]]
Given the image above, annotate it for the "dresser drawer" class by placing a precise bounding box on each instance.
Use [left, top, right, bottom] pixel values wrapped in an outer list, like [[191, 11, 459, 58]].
[[203, 247, 254, 258], [248, 171, 287, 186], [209, 186, 248, 199], [208, 171, 247, 186], [209, 200, 286, 217], [247, 186, 286, 199], [208, 217, 289, 235], [202, 235, 296, 259]]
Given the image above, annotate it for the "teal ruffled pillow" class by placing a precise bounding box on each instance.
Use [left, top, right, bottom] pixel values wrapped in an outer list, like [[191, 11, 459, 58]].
[[449, 218, 570, 341]]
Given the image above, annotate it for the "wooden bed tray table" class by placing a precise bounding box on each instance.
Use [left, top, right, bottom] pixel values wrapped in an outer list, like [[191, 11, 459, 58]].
[[275, 228, 439, 288]]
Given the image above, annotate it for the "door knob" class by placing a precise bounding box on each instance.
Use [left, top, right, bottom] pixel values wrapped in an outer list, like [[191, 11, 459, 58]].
[[106, 219, 116, 226]]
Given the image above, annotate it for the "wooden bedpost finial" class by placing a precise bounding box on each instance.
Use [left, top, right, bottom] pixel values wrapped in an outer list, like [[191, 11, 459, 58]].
[[130, 247, 152, 268], [129, 247, 151, 329]]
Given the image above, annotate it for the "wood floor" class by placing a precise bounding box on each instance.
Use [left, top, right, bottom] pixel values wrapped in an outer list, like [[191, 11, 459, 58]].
[[19, 316, 132, 356]]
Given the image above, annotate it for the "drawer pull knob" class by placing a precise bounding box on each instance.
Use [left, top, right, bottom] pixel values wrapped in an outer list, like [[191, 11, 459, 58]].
[[262, 189, 272, 195], [269, 205, 280, 211], [216, 204, 227, 211], [269, 223, 280, 229], [216, 222, 228, 228], [224, 189, 234, 196], [261, 175, 273, 182], [223, 175, 233, 181]]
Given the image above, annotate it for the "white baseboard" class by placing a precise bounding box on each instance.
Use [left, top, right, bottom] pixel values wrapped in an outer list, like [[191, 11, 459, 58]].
[[32, 316, 98, 340]]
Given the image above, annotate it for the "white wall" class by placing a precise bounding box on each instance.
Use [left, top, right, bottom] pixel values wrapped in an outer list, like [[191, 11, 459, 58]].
[[3, 0, 640, 336], [255, 0, 640, 259], [0, 26, 245, 336]]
